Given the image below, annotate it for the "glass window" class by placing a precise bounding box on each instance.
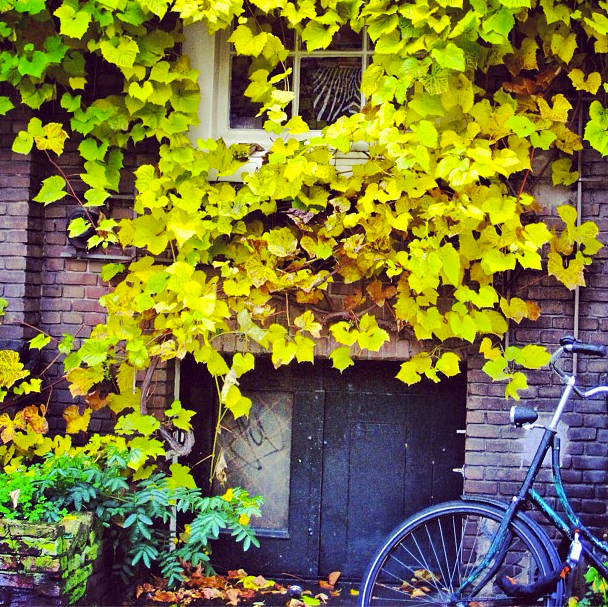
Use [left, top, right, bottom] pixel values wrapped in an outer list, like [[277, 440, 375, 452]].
[[228, 25, 372, 131], [213, 391, 293, 533]]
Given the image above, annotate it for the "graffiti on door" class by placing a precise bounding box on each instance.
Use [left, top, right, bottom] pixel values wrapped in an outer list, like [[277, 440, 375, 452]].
[[214, 391, 293, 533]]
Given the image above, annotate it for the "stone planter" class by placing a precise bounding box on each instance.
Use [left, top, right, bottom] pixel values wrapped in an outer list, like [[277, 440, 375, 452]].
[[0, 512, 115, 606]]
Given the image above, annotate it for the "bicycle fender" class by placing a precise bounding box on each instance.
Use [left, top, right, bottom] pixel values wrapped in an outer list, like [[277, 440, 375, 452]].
[[461, 495, 561, 568]]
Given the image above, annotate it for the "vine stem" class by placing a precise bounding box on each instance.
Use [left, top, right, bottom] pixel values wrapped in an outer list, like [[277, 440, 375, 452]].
[[208, 375, 225, 485], [43, 150, 98, 226]]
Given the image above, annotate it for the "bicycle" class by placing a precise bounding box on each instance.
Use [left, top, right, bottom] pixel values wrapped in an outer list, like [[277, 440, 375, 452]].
[[358, 336, 608, 606]]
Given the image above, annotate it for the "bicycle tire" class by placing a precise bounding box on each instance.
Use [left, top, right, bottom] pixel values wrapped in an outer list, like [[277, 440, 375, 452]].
[[358, 500, 564, 606]]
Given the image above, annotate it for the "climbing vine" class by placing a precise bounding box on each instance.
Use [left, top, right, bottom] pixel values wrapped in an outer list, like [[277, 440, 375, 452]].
[[0, 0, 606, 471]]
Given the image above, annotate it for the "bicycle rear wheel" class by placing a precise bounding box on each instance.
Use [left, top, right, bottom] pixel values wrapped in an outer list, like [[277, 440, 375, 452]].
[[358, 501, 563, 606]]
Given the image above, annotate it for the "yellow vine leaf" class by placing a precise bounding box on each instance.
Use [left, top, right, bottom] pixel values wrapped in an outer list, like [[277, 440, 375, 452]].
[[63, 405, 92, 434], [0, 350, 29, 388], [568, 69, 602, 94]]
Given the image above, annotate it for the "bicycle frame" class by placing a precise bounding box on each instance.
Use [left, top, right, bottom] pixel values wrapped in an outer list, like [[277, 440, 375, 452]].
[[453, 345, 608, 602]]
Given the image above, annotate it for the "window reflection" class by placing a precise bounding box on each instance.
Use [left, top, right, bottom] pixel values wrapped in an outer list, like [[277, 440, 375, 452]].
[[229, 57, 292, 129], [228, 24, 369, 131], [213, 391, 293, 532], [300, 57, 362, 129]]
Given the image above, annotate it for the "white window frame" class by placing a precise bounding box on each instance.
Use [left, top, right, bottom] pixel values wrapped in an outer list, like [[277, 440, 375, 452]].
[[184, 22, 370, 178]]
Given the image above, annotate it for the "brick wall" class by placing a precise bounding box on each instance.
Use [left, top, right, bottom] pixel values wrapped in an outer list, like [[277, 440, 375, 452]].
[[0, 107, 43, 354], [0, 102, 166, 431], [465, 146, 608, 531]]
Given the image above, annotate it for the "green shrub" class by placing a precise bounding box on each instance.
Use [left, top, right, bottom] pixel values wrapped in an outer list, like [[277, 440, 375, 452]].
[[0, 442, 263, 587]]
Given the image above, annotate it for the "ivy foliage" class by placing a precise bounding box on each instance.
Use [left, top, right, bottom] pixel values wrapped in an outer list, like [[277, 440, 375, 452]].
[[0, 0, 606, 457]]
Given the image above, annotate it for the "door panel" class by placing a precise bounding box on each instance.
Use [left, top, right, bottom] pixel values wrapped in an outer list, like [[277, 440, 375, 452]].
[[181, 357, 466, 580], [208, 387, 324, 577]]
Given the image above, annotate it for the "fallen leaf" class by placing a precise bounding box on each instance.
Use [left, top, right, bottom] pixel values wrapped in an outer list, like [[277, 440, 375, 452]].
[[240, 574, 274, 589], [319, 580, 334, 590], [411, 588, 429, 598], [135, 583, 156, 599], [328, 571, 341, 586], [225, 587, 241, 606], [152, 590, 179, 602], [189, 572, 227, 589], [349, 589, 359, 596], [227, 569, 248, 579]]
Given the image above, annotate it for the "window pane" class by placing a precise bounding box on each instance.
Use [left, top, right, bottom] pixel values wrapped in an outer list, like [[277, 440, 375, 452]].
[[229, 57, 292, 129], [328, 25, 363, 50], [299, 24, 362, 50], [299, 57, 362, 129], [213, 391, 293, 532], [229, 56, 264, 129]]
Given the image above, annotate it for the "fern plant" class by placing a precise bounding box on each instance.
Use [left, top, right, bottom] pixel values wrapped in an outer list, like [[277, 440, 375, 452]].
[[0, 443, 263, 587]]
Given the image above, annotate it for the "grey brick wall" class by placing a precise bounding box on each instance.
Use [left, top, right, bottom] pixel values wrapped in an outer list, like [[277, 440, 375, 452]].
[[465, 147, 608, 531], [0, 107, 43, 352]]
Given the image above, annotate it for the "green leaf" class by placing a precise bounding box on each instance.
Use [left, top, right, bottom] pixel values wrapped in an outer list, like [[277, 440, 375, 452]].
[[0, 96, 14, 115], [551, 158, 579, 186], [167, 462, 196, 489], [165, 400, 196, 430], [505, 371, 528, 400], [114, 412, 160, 436], [435, 352, 461, 377], [78, 138, 108, 161], [12, 131, 34, 155], [411, 120, 438, 148], [505, 115, 536, 138], [101, 263, 125, 281], [223, 384, 252, 418], [29, 333, 51, 350], [265, 227, 298, 257], [439, 243, 461, 286], [329, 347, 354, 372], [68, 216, 91, 238], [54, 3, 92, 38], [396, 354, 431, 385], [431, 43, 466, 71], [357, 314, 389, 352], [33, 175, 67, 204], [329, 322, 358, 346], [301, 20, 339, 51], [228, 25, 268, 56], [482, 356, 509, 381], [207, 350, 229, 376], [99, 37, 139, 68], [78, 339, 109, 366], [232, 352, 255, 377], [58, 333, 74, 355]]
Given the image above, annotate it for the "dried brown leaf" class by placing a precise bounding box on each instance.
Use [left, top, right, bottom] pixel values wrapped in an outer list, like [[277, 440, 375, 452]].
[[152, 590, 179, 602], [328, 571, 341, 586]]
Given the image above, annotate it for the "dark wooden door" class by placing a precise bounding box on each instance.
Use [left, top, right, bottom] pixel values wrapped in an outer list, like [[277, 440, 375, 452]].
[[181, 357, 466, 580], [319, 364, 466, 578]]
